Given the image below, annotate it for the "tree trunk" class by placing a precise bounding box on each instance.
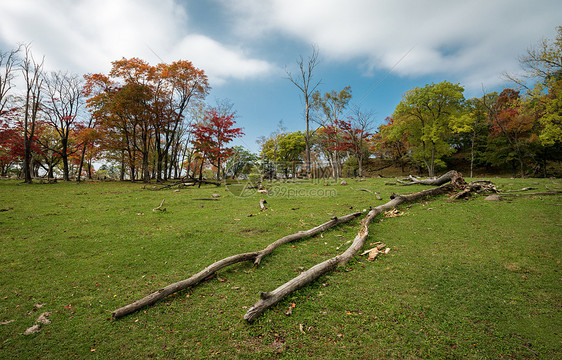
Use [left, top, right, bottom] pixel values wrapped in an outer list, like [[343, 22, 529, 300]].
[[77, 141, 87, 182], [111, 212, 361, 319]]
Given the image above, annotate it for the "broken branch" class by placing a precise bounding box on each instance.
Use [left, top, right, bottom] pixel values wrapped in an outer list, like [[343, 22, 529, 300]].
[[152, 199, 166, 212]]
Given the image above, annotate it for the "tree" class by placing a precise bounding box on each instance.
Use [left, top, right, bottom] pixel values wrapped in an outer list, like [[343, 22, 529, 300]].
[[0, 46, 19, 116], [373, 117, 410, 172], [481, 89, 537, 177], [286, 45, 321, 179], [191, 110, 244, 182], [505, 26, 562, 87], [312, 86, 353, 178], [224, 146, 257, 179], [393, 81, 465, 177], [84, 57, 209, 182], [21, 44, 44, 183], [42, 71, 84, 180], [342, 107, 375, 177], [261, 131, 306, 178], [152, 60, 209, 181], [450, 96, 493, 178], [506, 26, 561, 150]]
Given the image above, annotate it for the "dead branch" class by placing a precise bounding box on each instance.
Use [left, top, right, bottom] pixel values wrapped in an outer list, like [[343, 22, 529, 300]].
[[259, 199, 267, 211], [504, 187, 538, 192], [244, 178, 461, 322], [111, 212, 362, 319], [193, 198, 220, 201], [152, 199, 166, 212], [357, 188, 373, 193], [500, 190, 562, 197]]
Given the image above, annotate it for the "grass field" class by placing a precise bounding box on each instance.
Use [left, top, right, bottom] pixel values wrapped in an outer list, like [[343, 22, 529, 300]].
[[0, 177, 560, 359]]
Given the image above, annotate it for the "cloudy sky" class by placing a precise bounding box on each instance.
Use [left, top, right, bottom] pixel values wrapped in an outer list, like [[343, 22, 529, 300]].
[[1, 0, 560, 151]]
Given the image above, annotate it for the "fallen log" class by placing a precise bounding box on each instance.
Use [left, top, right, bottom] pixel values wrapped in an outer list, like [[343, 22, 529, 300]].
[[111, 211, 362, 319], [244, 178, 461, 322], [396, 170, 459, 186]]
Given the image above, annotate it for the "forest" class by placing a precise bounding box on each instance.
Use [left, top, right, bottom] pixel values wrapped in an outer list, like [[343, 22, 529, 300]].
[[0, 27, 561, 183]]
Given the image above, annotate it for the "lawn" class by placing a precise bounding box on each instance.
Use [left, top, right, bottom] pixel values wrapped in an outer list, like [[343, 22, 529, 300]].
[[0, 177, 560, 359]]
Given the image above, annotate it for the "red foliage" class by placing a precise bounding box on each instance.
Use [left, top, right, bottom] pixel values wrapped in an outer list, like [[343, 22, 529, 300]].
[[191, 110, 244, 176]]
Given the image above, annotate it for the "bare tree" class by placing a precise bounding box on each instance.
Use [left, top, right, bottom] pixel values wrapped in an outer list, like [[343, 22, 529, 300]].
[[0, 46, 20, 115], [349, 106, 375, 177], [21, 44, 44, 183], [504, 26, 562, 88], [42, 71, 84, 181], [286, 45, 320, 179]]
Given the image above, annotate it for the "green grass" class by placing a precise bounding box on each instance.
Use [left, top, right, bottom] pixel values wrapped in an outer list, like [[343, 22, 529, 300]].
[[0, 177, 560, 359]]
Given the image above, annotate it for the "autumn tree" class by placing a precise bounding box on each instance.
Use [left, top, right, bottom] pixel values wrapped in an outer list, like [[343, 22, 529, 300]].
[[191, 110, 244, 182], [373, 117, 410, 172], [392, 81, 465, 177], [152, 60, 209, 181], [503, 26, 561, 175], [84, 57, 209, 182]]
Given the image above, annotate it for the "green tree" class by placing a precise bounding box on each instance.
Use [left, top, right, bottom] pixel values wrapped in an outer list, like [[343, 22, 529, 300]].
[[261, 131, 306, 178], [393, 81, 465, 177], [225, 145, 257, 179], [450, 96, 493, 177]]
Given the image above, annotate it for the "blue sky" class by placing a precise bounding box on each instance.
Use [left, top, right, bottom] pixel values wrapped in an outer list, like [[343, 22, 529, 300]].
[[1, 0, 560, 152]]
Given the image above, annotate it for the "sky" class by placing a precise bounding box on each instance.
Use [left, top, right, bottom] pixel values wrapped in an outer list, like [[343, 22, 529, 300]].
[[0, 0, 560, 153]]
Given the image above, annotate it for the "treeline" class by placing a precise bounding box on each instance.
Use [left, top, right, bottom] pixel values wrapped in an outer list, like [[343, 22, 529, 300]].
[[256, 27, 562, 179], [0, 46, 243, 183], [1, 28, 560, 182]]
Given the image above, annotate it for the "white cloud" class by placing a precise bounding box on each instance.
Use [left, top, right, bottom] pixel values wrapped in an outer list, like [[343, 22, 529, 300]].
[[221, 0, 561, 90], [171, 34, 276, 85], [0, 0, 275, 84]]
